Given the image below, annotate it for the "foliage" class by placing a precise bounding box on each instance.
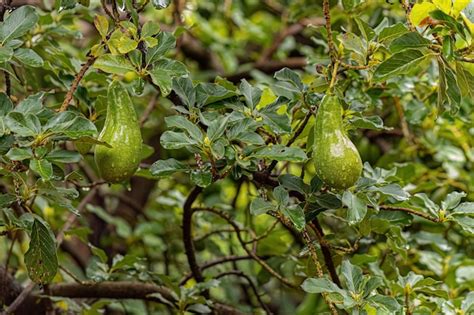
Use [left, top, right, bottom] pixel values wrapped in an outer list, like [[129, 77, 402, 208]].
[[0, 0, 474, 314]]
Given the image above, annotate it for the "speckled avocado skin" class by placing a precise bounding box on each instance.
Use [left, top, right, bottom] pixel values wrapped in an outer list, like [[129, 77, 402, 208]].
[[313, 95, 362, 189], [94, 81, 143, 183]]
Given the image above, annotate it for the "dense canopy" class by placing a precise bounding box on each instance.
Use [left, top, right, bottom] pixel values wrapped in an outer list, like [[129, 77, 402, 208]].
[[0, 0, 474, 314]]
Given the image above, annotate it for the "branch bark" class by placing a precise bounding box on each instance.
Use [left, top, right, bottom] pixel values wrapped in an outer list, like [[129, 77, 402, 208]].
[[58, 54, 97, 112], [182, 186, 205, 283]]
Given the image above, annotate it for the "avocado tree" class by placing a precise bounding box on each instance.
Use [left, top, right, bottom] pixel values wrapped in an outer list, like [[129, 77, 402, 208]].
[[0, 0, 474, 314]]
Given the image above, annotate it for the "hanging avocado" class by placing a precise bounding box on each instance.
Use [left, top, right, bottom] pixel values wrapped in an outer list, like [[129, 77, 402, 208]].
[[313, 94, 362, 189], [94, 81, 143, 183]]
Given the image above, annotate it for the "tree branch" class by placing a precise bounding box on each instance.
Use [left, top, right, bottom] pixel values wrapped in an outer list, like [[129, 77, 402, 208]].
[[182, 186, 205, 283], [322, 0, 336, 63], [58, 54, 97, 112], [302, 230, 338, 315]]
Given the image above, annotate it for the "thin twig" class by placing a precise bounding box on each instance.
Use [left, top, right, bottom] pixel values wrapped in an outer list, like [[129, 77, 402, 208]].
[[56, 188, 98, 244], [194, 207, 298, 288], [140, 93, 159, 127], [243, 219, 279, 244], [3, 282, 36, 314], [216, 270, 273, 315], [180, 254, 268, 285], [309, 221, 341, 287], [323, 0, 336, 63], [393, 96, 413, 144], [194, 228, 236, 242], [302, 229, 338, 315], [58, 55, 97, 112], [400, 0, 415, 31], [266, 108, 313, 173], [378, 205, 440, 223]]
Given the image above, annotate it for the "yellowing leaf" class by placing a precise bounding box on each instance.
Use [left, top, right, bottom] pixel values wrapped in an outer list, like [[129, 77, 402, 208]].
[[410, 2, 437, 26], [462, 12, 474, 34], [433, 0, 451, 13], [452, 0, 471, 17], [94, 15, 108, 39]]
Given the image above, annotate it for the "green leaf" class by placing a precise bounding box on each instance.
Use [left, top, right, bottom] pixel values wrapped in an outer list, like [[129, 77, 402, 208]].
[[274, 68, 304, 91], [341, 260, 363, 292], [462, 292, 474, 312], [0, 93, 13, 116], [273, 186, 289, 206], [260, 111, 291, 134], [165, 115, 203, 143], [142, 21, 160, 38], [14, 48, 44, 67], [94, 54, 135, 75], [146, 31, 176, 65], [59, 0, 77, 10], [389, 32, 432, 53], [378, 23, 409, 42], [355, 17, 375, 41], [342, 0, 362, 10], [46, 150, 81, 163], [301, 277, 344, 294], [24, 218, 58, 284], [453, 216, 474, 234], [240, 79, 262, 109], [89, 243, 108, 263], [195, 82, 236, 106], [160, 131, 198, 149], [452, 202, 474, 215], [29, 159, 53, 181], [44, 112, 97, 139], [412, 193, 440, 216], [456, 62, 474, 98], [373, 49, 433, 81], [0, 46, 13, 63], [207, 115, 229, 142], [150, 158, 190, 177], [0, 193, 17, 208], [5, 147, 33, 161], [350, 115, 387, 130], [172, 77, 195, 108], [149, 58, 188, 96], [152, 0, 170, 9], [342, 191, 367, 224], [0, 6, 38, 44], [315, 193, 342, 209], [278, 174, 310, 195], [5, 112, 41, 137], [441, 192, 466, 210], [14, 92, 43, 114], [368, 184, 410, 201], [281, 204, 305, 231], [367, 295, 401, 312], [190, 169, 212, 187], [251, 145, 307, 162], [438, 60, 461, 112], [250, 198, 274, 215]]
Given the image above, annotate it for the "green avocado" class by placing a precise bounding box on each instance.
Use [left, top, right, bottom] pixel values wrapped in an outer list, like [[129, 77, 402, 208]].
[[94, 81, 143, 183], [313, 94, 362, 189]]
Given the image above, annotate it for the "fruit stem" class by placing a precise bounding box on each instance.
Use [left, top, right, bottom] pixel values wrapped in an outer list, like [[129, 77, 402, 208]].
[[328, 60, 340, 91]]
